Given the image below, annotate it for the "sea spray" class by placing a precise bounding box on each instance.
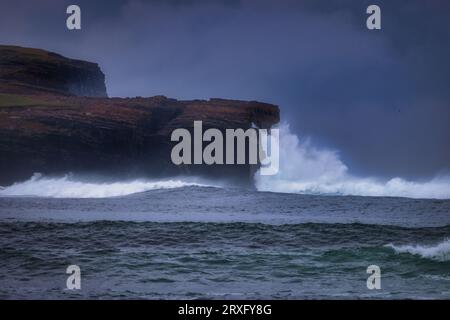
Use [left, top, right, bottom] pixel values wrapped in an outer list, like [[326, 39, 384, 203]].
[[255, 123, 450, 199]]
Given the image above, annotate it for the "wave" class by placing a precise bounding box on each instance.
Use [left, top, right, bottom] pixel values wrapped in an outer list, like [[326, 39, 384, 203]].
[[2, 124, 449, 200], [255, 123, 450, 199], [0, 173, 212, 198], [386, 239, 450, 262]]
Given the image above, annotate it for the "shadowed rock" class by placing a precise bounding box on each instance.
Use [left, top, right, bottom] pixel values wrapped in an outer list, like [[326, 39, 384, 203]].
[[0, 45, 107, 97]]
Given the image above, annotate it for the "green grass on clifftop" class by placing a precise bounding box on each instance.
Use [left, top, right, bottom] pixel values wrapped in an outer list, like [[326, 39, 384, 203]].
[[0, 93, 79, 108], [0, 94, 43, 107]]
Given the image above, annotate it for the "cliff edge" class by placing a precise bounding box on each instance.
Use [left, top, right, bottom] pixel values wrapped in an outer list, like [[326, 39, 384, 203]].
[[0, 45, 107, 97]]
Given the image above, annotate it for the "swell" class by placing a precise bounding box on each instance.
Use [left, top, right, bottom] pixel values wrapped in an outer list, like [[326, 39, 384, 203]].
[[1, 220, 448, 300], [1, 221, 449, 260]]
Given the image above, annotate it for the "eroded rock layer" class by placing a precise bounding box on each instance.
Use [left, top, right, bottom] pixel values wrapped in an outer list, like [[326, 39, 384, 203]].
[[0, 46, 279, 186]]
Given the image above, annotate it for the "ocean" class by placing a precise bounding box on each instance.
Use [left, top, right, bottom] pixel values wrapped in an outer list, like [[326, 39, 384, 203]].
[[0, 181, 449, 299]]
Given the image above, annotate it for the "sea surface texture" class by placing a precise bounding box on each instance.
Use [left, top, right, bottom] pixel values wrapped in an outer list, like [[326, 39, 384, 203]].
[[0, 184, 449, 299]]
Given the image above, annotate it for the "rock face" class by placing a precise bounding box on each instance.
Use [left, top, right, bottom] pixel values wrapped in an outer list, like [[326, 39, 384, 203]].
[[0, 45, 107, 97], [0, 46, 279, 187]]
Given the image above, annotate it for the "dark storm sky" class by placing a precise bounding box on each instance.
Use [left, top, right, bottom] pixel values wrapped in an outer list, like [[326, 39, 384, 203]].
[[1, 0, 449, 179]]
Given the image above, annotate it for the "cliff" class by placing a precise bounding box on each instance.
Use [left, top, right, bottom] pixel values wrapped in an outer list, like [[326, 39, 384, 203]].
[[0, 45, 107, 97], [0, 46, 279, 187]]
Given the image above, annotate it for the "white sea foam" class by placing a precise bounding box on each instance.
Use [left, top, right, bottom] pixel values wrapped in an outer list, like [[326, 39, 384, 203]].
[[0, 173, 211, 198], [2, 124, 449, 200], [386, 239, 450, 262], [255, 123, 450, 199]]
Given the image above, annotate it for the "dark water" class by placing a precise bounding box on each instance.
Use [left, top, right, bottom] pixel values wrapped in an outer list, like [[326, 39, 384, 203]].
[[0, 186, 449, 299]]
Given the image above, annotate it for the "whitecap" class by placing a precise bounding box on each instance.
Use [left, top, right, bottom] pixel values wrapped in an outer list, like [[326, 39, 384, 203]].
[[0, 173, 213, 198], [386, 239, 450, 262], [255, 123, 450, 199]]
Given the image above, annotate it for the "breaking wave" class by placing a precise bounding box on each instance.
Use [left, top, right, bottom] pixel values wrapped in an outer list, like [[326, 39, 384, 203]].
[[386, 239, 450, 262], [0, 173, 212, 198], [1, 124, 449, 200], [255, 123, 450, 199]]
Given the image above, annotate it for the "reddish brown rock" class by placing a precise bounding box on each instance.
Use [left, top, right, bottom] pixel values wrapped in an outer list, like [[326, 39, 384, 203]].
[[0, 46, 279, 187], [0, 45, 107, 97]]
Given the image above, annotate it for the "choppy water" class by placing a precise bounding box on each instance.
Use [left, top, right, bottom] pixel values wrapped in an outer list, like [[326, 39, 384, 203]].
[[0, 186, 449, 299]]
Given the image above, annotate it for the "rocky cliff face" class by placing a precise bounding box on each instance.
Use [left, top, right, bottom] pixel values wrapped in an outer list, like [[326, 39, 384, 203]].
[[0, 45, 107, 97], [0, 46, 279, 187]]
